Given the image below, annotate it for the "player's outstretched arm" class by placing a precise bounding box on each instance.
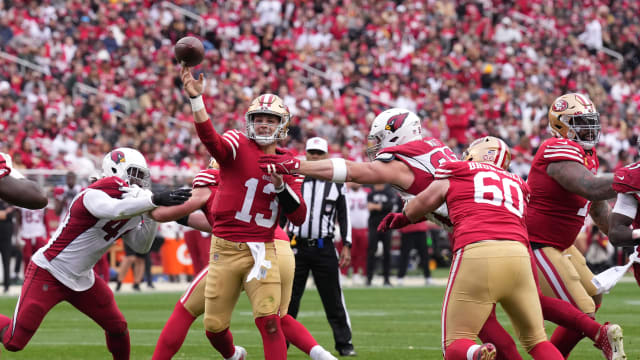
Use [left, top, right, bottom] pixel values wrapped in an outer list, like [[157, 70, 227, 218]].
[[0, 176, 48, 209], [259, 154, 411, 187], [403, 179, 449, 222], [183, 211, 213, 232], [547, 161, 615, 201], [150, 187, 210, 222], [123, 214, 158, 254]]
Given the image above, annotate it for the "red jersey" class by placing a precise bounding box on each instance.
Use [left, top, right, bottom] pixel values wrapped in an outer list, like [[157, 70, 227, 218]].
[[526, 138, 599, 250], [377, 137, 458, 198], [435, 161, 530, 252], [195, 122, 307, 242], [192, 168, 220, 227]]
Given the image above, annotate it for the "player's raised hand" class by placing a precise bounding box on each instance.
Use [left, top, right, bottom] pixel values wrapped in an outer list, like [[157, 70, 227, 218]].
[[259, 154, 300, 175], [180, 66, 204, 98], [377, 212, 411, 232], [152, 188, 192, 206]]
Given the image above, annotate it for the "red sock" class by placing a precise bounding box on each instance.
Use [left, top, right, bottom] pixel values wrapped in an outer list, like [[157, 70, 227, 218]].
[[152, 302, 197, 360], [478, 308, 523, 360], [528, 341, 563, 359], [105, 328, 130, 360], [550, 326, 584, 358], [444, 338, 477, 360], [540, 295, 600, 340], [255, 315, 287, 360], [0, 314, 10, 343], [281, 314, 318, 354], [206, 328, 235, 359]]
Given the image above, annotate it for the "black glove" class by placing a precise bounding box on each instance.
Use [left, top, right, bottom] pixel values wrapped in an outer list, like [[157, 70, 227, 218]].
[[152, 188, 192, 206]]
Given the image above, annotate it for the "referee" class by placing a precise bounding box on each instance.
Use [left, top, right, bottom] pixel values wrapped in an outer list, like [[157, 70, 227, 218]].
[[287, 137, 355, 357]]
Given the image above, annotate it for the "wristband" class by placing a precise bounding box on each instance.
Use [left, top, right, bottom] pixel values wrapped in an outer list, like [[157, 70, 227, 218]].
[[189, 95, 205, 112], [330, 158, 347, 183], [632, 229, 640, 240]]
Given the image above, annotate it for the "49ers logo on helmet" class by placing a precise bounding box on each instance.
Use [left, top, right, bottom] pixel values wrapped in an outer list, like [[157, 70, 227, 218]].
[[552, 99, 568, 112], [111, 151, 126, 164], [384, 113, 409, 132]]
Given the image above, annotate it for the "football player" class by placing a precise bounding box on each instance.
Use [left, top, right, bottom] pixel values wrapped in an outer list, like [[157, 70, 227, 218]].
[[608, 162, 640, 286], [0, 152, 47, 209], [181, 66, 307, 360], [0, 148, 191, 358], [150, 161, 336, 360], [527, 93, 624, 359], [260, 108, 624, 360], [380, 137, 562, 360]]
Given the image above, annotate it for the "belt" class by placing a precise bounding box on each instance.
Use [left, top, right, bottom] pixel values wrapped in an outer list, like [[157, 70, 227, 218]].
[[293, 236, 333, 248]]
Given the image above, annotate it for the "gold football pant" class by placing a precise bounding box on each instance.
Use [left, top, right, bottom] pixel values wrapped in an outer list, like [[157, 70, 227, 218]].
[[533, 245, 597, 314], [203, 236, 281, 333], [442, 241, 547, 353], [180, 240, 294, 319]]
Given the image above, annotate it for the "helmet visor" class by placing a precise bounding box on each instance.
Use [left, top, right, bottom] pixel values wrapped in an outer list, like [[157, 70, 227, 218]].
[[567, 113, 600, 145]]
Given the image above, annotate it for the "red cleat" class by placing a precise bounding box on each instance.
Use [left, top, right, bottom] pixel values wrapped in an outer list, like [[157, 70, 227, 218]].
[[473, 343, 497, 360], [594, 323, 626, 360]]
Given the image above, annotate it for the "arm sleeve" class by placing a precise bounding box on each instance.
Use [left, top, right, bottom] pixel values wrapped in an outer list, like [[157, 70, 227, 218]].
[[612, 193, 638, 219], [336, 183, 352, 246], [122, 215, 158, 253], [83, 189, 156, 220], [281, 174, 307, 226], [194, 121, 235, 163]]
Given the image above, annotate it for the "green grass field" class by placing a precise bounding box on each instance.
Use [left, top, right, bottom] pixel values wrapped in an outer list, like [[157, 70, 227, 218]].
[[0, 282, 637, 359]]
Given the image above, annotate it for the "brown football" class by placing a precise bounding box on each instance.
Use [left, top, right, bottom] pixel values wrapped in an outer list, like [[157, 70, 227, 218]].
[[174, 36, 205, 67]]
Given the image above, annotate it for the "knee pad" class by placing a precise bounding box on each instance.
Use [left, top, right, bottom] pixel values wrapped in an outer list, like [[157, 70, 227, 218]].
[[203, 314, 228, 333]]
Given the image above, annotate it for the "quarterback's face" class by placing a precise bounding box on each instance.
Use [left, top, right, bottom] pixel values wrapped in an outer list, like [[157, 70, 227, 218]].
[[253, 114, 280, 137]]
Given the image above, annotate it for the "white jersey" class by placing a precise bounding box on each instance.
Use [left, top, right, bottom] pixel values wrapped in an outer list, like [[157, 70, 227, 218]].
[[347, 187, 369, 230], [19, 208, 47, 239], [32, 177, 158, 291]]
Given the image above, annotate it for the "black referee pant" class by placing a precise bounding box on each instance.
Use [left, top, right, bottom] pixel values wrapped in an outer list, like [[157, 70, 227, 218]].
[[288, 237, 354, 353]]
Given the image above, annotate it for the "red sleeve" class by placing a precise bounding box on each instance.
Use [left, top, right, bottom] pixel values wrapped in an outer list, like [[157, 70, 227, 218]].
[[540, 138, 585, 165], [613, 162, 640, 193], [194, 121, 237, 164], [434, 161, 465, 179], [192, 169, 219, 188], [282, 174, 307, 226]]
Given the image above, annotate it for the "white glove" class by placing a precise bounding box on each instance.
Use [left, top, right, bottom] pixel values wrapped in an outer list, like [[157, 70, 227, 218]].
[[119, 185, 153, 199]]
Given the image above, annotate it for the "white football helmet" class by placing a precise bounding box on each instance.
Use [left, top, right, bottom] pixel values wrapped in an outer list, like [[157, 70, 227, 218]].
[[101, 147, 150, 188], [245, 93, 290, 146], [366, 108, 422, 160]]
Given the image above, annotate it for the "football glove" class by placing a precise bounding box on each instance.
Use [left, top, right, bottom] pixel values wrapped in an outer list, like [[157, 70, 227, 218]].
[[259, 154, 300, 175], [377, 212, 411, 232], [152, 188, 192, 206]]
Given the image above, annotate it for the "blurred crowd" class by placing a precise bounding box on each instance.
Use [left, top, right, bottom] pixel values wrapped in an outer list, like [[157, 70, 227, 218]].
[[1, 0, 639, 187]]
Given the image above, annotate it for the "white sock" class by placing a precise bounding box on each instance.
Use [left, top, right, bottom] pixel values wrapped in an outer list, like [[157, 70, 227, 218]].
[[467, 344, 481, 360], [225, 347, 239, 360], [310, 345, 325, 360]]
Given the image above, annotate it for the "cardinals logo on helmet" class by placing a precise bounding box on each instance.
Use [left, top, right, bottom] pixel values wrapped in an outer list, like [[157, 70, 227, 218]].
[[384, 113, 409, 132], [111, 151, 126, 164], [552, 99, 568, 112]]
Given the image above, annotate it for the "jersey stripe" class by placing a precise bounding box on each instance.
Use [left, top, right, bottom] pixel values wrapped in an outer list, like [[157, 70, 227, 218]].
[[546, 144, 582, 152], [542, 153, 584, 162], [222, 137, 237, 160], [180, 267, 208, 304], [43, 191, 99, 261], [544, 148, 583, 156], [534, 249, 577, 307]]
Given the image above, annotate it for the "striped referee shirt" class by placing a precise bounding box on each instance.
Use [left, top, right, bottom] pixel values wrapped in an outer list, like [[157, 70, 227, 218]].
[[288, 177, 352, 247]]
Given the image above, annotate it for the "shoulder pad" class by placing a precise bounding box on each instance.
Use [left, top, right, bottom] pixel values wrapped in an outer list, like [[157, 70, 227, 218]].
[[375, 152, 396, 163], [89, 176, 126, 198]]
